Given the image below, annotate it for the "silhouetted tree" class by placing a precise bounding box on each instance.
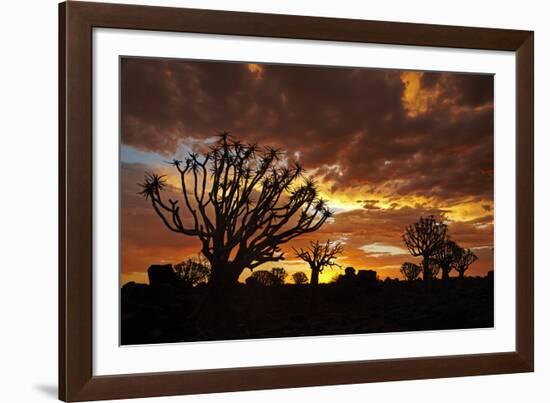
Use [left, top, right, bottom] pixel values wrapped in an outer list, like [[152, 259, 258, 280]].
[[402, 216, 447, 282], [294, 240, 343, 288], [250, 270, 276, 286], [291, 271, 308, 285], [139, 133, 332, 310], [455, 248, 478, 279], [270, 267, 288, 285], [400, 262, 421, 281], [174, 256, 211, 287], [433, 239, 461, 281]]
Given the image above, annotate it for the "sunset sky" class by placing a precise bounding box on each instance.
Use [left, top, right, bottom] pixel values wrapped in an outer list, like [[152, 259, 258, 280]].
[[120, 57, 494, 285]]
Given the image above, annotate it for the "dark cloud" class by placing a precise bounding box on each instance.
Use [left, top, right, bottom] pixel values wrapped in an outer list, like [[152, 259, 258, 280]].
[[121, 57, 493, 202]]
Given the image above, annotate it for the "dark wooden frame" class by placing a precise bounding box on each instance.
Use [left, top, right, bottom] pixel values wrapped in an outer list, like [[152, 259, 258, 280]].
[[59, 1, 534, 401]]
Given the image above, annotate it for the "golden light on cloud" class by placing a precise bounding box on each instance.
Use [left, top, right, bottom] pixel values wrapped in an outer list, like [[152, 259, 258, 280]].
[[445, 200, 493, 222], [400, 71, 441, 118], [247, 63, 264, 79], [359, 242, 408, 257]]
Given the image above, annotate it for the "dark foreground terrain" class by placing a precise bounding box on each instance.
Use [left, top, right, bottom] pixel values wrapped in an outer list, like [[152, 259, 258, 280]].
[[121, 275, 493, 345]]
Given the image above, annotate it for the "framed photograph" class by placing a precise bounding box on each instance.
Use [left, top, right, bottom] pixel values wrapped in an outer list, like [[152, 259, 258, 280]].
[[59, 1, 533, 401]]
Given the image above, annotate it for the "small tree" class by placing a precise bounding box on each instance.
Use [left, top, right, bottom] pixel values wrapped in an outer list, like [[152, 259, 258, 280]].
[[294, 240, 343, 288], [270, 267, 288, 285], [455, 248, 478, 279], [400, 262, 421, 281], [402, 216, 447, 283], [291, 271, 308, 285], [174, 256, 211, 287], [249, 270, 276, 286], [433, 239, 461, 281]]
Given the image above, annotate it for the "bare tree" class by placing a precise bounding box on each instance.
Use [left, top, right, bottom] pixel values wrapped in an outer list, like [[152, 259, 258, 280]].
[[400, 262, 421, 281], [139, 133, 332, 306], [402, 216, 447, 282], [174, 256, 211, 287], [270, 267, 288, 285], [294, 240, 343, 288], [455, 248, 478, 279], [433, 239, 461, 281], [291, 271, 308, 285]]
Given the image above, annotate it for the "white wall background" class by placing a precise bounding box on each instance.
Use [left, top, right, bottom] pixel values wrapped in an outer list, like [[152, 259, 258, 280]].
[[0, 0, 546, 402]]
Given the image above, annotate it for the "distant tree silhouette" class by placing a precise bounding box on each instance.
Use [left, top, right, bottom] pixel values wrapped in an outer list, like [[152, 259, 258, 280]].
[[402, 216, 447, 283], [400, 262, 421, 281], [291, 271, 308, 285], [174, 256, 211, 287], [455, 248, 478, 279], [433, 239, 461, 281], [294, 240, 343, 288], [249, 270, 277, 286], [270, 267, 288, 285], [139, 133, 332, 311], [248, 268, 289, 286]]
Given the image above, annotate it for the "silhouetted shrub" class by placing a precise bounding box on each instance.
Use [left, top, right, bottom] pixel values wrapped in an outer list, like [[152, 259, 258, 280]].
[[400, 262, 421, 281], [345, 267, 356, 276], [292, 271, 308, 285], [249, 270, 277, 286], [174, 257, 211, 287], [271, 267, 288, 285]]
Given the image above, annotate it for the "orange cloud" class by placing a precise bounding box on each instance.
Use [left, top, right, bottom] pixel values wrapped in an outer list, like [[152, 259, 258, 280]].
[[247, 63, 263, 80], [400, 71, 441, 117]]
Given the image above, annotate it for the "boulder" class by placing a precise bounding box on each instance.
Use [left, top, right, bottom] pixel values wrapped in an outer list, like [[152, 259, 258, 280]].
[[147, 264, 178, 287], [357, 269, 377, 284]]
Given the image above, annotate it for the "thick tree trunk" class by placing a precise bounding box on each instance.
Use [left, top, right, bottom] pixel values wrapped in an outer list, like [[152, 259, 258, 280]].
[[310, 267, 320, 288], [189, 262, 241, 331], [308, 265, 321, 314]]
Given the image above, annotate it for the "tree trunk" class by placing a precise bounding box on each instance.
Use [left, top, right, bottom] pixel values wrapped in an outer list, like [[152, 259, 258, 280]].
[[422, 257, 431, 283], [308, 265, 321, 315], [442, 264, 450, 281], [189, 262, 241, 331], [310, 266, 320, 288]]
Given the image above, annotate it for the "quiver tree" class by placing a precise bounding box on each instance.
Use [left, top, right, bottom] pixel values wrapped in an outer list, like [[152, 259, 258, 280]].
[[455, 248, 478, 279], [139, 133, 331, 308], [291, 271, 308, 285], [293, 240, 343, 288], [433, 239, 461, 281], [174, 256, 211, 287], [400, 262, 421, 281], [402, 216, 447, 283]]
